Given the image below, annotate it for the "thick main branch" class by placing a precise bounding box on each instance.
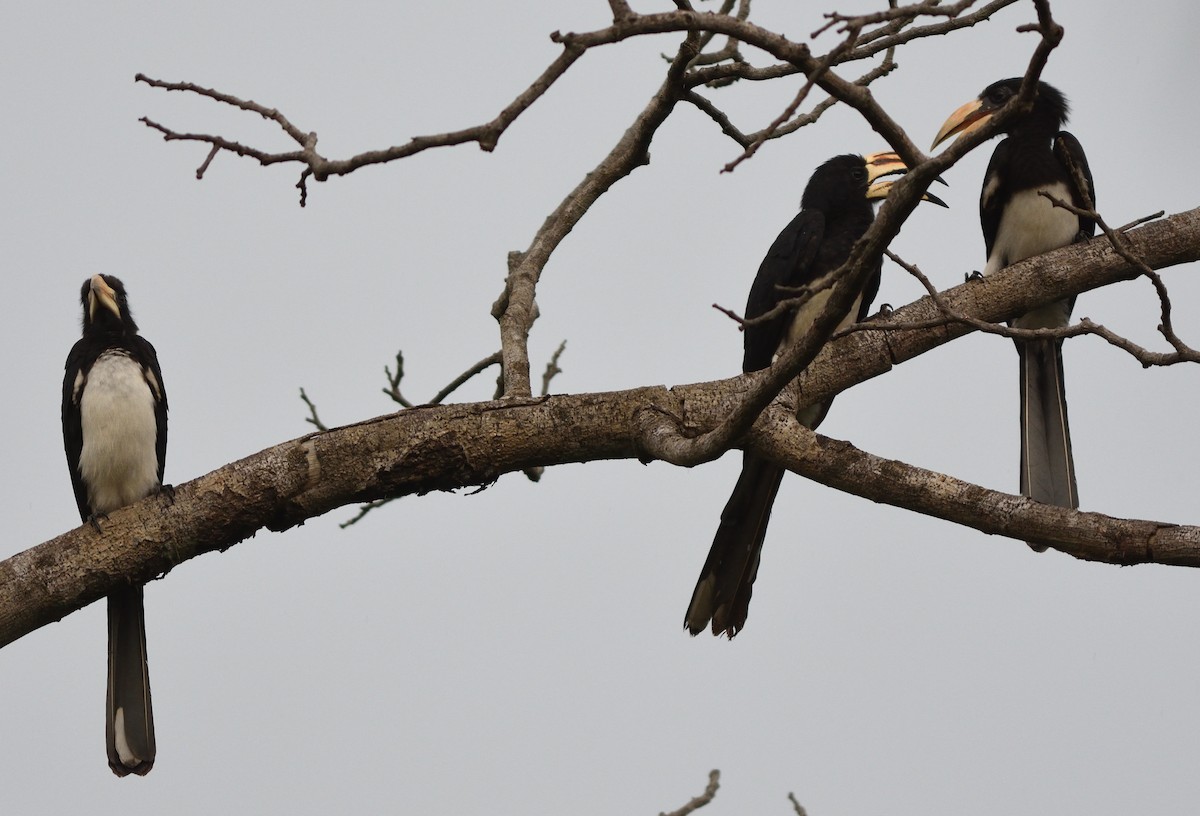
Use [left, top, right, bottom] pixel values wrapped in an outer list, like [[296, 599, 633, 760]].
[[3, 208, 1198, 649]]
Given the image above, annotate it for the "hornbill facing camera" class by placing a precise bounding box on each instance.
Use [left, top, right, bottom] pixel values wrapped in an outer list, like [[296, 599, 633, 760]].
[[684, 153, 947, 637], [932, 79, 1095, 547], [63, 274, 167, 776]]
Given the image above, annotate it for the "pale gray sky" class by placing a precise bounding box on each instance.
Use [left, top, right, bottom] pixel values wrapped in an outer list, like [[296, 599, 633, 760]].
[[3, 2, 1199, 814]]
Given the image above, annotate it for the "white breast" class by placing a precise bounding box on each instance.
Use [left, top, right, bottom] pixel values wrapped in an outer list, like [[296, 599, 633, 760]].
[[984, 181, 1080, 329], [78, 351, 160, 515], [984, 182, 1080, 276]]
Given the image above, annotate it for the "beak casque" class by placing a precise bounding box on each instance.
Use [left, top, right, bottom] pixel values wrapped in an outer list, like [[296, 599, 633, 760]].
[[863, 151, 949, 207], [863, 151, 908, 184]]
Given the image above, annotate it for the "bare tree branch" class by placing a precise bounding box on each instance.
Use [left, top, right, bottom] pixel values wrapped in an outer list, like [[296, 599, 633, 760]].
[[1039, 187, 1200, 363], [136, 38, 588, 205], [137, 2, 1022, 202], [720, 25, 859, 173], [864, 248, 1200, 367], [801, 206, 1200, 401], [4, 208, 1199, 648], [660, 770, 721, 816], [491, 30, 700, 398], [846, 0, 1022, 59]]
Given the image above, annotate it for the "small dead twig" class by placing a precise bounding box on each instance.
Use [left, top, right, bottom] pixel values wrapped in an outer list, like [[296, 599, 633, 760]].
[[382, 351, 415, 409], [539, 341, 567, 396], [787, 792, 810, 816], [298, 388, 328, 432], [659, 770, 720, 816], [430, 352, 504, 406]]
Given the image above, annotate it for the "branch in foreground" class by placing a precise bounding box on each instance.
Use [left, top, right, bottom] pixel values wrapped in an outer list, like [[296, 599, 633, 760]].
[[870, 248, 1200, 368], [4, 209, 1198, 648], [788, 206, 1200, 411], [1039, 190, 1200, 364]]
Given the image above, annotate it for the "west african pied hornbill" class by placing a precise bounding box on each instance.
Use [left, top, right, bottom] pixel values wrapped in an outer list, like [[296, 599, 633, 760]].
[[932, 78, 1095, 547], [63, 274, 166, 776], [684, 153, 947, 637]]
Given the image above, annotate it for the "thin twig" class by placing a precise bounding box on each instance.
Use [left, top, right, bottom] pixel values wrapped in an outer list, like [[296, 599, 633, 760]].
[[1039, 190, 1200, 362], [721, 26, 859, 173], [539, 341, 567, 396], [382, 351, 414, 408], [659, 770, 720, 816], [298, 388, 328, 432], [787, 793, 810, 816], [430, 352, 504, 405], [1117, 210, 1165, 233]]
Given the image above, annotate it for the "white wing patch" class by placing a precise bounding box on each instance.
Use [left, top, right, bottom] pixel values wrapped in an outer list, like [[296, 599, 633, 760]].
[[78, 351, 160, 515]]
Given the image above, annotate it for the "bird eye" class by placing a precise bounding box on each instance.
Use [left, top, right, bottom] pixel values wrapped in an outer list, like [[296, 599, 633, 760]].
[[850, 167, 866, 181]]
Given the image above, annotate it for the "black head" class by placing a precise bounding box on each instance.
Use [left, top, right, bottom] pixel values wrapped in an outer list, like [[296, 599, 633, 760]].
[[978, 78, 1069, 131], [801, 153, 944, 213], [800, 154, 875, 213], [932, 78, 1071, 149], [80, 274, 139, 336]]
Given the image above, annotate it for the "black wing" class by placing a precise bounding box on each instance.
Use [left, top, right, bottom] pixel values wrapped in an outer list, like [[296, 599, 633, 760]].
[[132, 335, 168, 483], [62, 339, 92, 521], [1054, 130, 1096, 240], [742, 209, 826, 372], [979, 137, 1013, 263]]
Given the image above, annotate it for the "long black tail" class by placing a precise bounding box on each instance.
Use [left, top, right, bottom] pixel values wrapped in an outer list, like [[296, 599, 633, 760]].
[[1018, 336, 1078, 551], [684, 454, 785, 637], [107, 587, 155, 776]]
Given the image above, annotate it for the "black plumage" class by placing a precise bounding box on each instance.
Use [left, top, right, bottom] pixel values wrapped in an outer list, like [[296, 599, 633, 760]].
[[62, 274, 166, 776], [684, 153, 943, 637], [933, 79, 1095, 545]]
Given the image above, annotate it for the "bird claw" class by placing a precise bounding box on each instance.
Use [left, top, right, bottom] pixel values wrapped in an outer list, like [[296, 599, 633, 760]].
[[87, 513, 109, 534], [965, 270, 983, 282], [157, 484, 176, 506]]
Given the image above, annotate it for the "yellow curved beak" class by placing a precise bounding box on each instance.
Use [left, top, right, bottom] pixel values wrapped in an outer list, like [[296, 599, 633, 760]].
[[863, 151, 949, 206], [930, 98, 990, 150], [89, 274, 120, 321]]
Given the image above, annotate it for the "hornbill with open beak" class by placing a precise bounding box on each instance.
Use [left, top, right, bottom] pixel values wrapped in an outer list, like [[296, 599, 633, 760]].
[[684, 152, 946, 637], [932, 79, 1095, 547], [63, 274, 167, 775]]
